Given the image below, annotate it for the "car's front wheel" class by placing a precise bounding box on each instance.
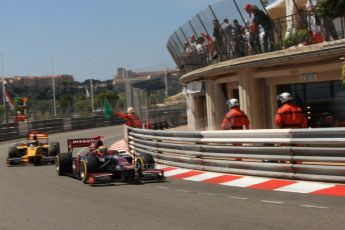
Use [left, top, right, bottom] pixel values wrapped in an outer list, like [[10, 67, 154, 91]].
[[55, 152, 72, 176]]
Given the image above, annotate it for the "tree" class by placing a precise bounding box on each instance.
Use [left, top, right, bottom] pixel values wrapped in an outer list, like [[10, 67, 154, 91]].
[[316, 0, 345, 19], [58, 94, 73, 115], [74, 99, 91, 115], [95, 92, 118, 109]]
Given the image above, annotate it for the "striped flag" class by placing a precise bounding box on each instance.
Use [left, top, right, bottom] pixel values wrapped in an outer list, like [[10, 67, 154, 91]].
[[3, 81, 15, 110]]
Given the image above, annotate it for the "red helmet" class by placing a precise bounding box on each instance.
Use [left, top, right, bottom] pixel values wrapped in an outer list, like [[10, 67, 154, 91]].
[[244, 3, 253, 10]]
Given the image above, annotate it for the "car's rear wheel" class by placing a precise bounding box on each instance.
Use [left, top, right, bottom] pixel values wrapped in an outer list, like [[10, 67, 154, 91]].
[[55, 152, 72, 176], [49, 142, 60, 156], [80, 160, 88, 183]]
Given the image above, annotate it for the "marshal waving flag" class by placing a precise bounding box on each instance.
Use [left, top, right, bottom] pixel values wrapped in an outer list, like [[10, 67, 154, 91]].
[[2, 81, 15, 110]]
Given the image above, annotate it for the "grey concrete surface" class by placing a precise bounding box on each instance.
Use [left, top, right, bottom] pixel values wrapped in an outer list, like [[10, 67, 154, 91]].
[[1, 125, 345, 230]]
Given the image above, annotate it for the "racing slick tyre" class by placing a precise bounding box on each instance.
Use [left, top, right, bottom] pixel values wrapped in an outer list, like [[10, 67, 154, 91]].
[[48, 142, 60, 156], [80, 157, 98, 183], [136, 152, 155, 172], [7, 147, 20, 165], [8, 147, 20, 158], [55, 152, 72, 176]]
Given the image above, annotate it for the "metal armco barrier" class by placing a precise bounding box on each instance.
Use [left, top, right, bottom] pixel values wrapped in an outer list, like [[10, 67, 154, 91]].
[[0, 108, 187, 141], [127, 127, 345, 183]]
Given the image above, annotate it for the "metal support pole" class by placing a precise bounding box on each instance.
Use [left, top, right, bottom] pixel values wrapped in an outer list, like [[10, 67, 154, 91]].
[[188, 21, 198, 37], [179, 28, 190, 44], [88, 57, 95, 112], [51, 56, 57, 116], [196, 14, 210, 36], [2, 81, 7, 124], [164, 67, 169, 97], [124, 67, 132, 108], [0, 50, 7, 124]]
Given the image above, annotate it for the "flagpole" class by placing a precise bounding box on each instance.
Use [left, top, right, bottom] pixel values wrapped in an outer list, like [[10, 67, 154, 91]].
[[0, 50, 7, 124], [88, 57, 95, 112], [51, 56, 57, 116], [2, 81, 7, 124]]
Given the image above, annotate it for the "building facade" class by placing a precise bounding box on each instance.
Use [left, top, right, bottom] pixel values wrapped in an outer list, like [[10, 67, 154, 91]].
[[180, 39, 345, 130]]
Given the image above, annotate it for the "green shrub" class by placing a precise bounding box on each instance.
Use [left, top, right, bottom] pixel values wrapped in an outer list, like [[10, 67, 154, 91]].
[[283, 29, 309, 48]]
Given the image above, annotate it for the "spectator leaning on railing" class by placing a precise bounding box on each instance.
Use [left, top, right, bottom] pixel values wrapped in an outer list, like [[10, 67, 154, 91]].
[[233, 19, 246, 57], [305, 0, 324, 44], [244, 3, 275, 53]]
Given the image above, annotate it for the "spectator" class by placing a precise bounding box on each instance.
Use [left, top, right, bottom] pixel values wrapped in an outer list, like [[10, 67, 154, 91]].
[[233, 19, 246, 57], [244, 3, 274, 52], [190, 34, 197, 51], [221, 98, 250, 130], [275, 92, 308, 128], [317, 112, 335, 127], [244, 8, 261, 54], [183, 42, 193, 56], [195, 36, 205, 54], [212, 19, 224, 60], [305, 1, 324, 44], [115, 107, 142, 128], [221, 18, 234, 57], [201, 32, 214, 62], [305, 0, 338, 42]]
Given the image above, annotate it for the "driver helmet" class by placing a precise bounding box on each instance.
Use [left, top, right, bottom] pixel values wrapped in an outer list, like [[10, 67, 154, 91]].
[[278, 92, 292, 103], [226, 98, 239, 108], [98, 146, 108, 155]]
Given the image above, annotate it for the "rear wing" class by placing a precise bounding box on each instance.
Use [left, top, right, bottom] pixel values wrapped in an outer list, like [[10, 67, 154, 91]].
[[67, 138, 98, 155], [27, 131, 49, 143]]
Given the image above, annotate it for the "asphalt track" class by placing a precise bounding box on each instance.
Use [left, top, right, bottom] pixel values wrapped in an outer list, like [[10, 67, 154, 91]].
[[1, 126, 345, 230]]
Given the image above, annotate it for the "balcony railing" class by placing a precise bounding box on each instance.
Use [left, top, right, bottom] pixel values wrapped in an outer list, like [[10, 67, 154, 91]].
[[167, 0, 345, 73]]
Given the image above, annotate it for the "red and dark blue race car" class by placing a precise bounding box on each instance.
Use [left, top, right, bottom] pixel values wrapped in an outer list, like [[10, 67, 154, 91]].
[[55, 137, 164, 184]]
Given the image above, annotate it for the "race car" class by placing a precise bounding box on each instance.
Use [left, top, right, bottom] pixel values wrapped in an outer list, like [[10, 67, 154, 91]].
[[7, 131, 60, 165], [55, 137, 164, 184]]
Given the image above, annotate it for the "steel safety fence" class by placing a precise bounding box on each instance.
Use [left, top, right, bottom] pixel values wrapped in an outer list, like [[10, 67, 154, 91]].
[[167, 0, 345, 72], [127, 127, 345, 183], [0, 108, 187, 141]]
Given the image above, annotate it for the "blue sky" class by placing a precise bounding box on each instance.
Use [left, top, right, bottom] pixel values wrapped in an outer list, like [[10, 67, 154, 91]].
[[0, 0, 221, 81]]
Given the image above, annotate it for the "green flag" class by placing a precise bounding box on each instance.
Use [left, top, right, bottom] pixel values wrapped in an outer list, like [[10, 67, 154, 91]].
[[103, 98, 113, 118]]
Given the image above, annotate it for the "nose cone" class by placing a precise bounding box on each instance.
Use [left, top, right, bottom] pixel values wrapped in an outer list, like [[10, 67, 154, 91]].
[[27, 147, 40, 157]]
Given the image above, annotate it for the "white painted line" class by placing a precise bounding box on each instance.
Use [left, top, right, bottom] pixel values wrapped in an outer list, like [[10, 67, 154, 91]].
[[275, 182, 335, 193], [176, 189, 190, 193], [198, 193, 216, 196], [261, 200, 284, 204], [228, 196, 248, 200], [156, 186, 169, 190], [184, 172, 223, 181], [300, 205, 328, 209], [221, 177, 270, 187], [164, 168, 192, 177]]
